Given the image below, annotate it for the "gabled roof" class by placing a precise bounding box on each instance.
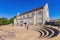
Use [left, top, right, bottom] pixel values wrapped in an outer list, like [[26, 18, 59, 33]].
[[19, 5, 44, 16]]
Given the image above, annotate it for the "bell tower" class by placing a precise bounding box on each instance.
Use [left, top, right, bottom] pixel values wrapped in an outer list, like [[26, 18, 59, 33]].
[[44, 3, 50, 22]]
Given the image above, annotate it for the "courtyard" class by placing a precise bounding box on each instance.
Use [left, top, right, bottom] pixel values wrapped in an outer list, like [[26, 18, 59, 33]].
[[0, 25, 60, 40]]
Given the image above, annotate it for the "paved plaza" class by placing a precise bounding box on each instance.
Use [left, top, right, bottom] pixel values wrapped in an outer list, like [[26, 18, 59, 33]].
[[0, 25, 60, 40]]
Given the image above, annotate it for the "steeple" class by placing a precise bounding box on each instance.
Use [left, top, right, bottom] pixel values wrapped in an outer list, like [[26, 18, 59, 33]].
[[45, 3, 48, 7], [44, 3, 50, 22], [44, 3, 48, 9]]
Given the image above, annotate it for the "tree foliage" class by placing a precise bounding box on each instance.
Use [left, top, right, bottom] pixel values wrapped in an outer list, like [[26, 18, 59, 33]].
[[0, 16, 16, 25]]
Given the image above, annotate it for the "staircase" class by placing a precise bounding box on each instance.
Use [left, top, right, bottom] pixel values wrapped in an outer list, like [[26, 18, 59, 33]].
[[34, 26, 60, 40]]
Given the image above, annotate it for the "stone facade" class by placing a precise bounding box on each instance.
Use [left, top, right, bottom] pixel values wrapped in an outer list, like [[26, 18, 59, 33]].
[[14, 3, 49, 27]]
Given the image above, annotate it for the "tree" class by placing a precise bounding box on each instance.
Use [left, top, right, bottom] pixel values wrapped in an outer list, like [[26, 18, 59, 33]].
[[9, 16, 16, 24], [0, 17, 8, 25], [0, 16, 16, 26]]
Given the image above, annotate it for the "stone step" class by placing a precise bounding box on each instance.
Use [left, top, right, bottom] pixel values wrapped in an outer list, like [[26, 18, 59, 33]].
[[44, 28, 54, 38], [38, 30, 44, 37], [41, 29, 49, 38], [45, 27, 59, 38], [37, 27, 59, 39]]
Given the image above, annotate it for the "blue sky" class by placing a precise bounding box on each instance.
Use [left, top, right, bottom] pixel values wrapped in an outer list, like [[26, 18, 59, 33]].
[[0, 0, 60, 19]]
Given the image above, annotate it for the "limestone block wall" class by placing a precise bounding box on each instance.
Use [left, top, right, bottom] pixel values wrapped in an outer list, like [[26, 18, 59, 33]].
[[33, 11, 37, 26], [14, 18, 18, 26], [43, 3, 49, 22], [36, 9, 43, 25], [14, 3, 50, 27]]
